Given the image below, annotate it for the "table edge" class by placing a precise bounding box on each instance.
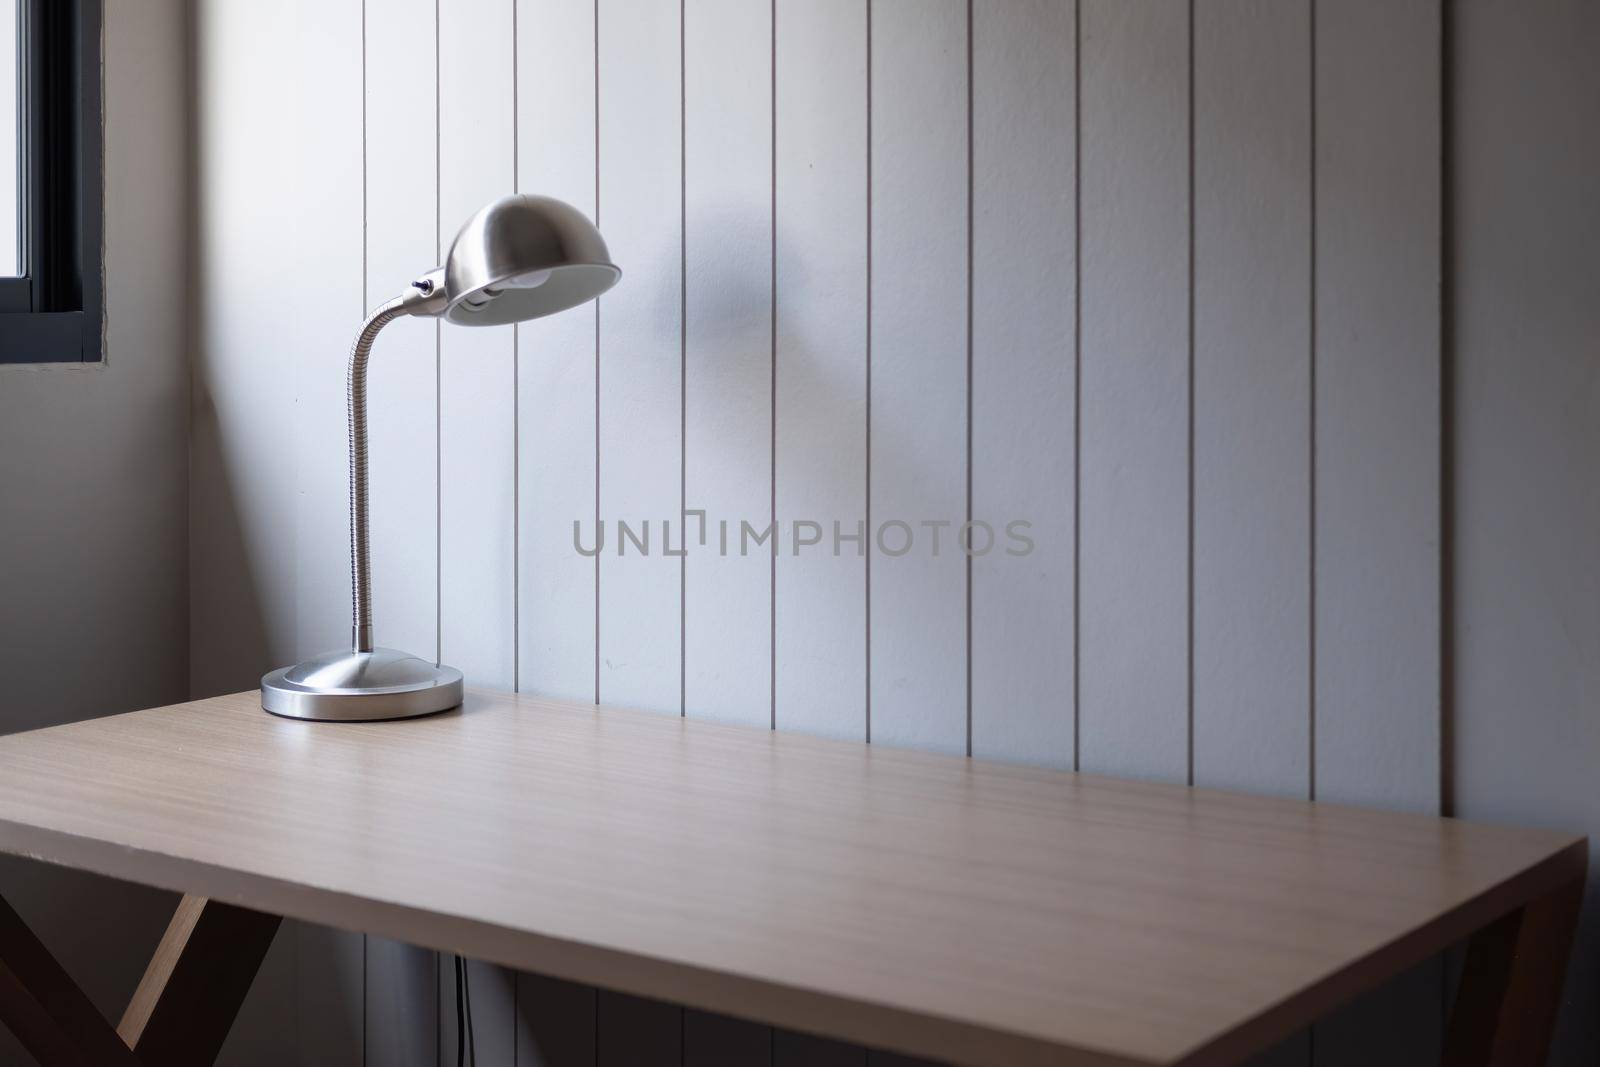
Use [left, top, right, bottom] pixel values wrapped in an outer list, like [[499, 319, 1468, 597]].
[[1171, 836, 1589, 1067], [0, 816, 1157, 1067]]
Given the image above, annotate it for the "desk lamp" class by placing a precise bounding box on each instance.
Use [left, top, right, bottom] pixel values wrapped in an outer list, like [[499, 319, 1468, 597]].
[[262, 194, 619, 721]]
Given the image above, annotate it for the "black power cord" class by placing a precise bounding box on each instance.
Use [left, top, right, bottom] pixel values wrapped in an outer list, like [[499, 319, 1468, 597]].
[[453, 954, 476, 1067]]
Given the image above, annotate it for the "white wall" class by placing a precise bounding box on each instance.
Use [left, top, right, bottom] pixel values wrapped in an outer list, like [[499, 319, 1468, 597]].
[[0, 0, 191, 1061], [1450, 3, 1600, 1066], [189, 1, 1442, 1064]]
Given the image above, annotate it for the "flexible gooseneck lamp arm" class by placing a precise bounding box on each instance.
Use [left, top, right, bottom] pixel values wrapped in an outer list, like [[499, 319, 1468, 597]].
[[346, 270, 447, 654]]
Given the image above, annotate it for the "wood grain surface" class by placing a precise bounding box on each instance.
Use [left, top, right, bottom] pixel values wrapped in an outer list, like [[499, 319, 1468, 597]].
[[0, 691, 1581, 1067]]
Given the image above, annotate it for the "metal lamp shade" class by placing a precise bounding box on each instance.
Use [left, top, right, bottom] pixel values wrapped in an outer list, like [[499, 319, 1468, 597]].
[[443, 195, 620, 326]]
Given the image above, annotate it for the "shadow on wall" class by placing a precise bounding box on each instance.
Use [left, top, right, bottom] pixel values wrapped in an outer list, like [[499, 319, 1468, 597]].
[[675, 208, 939, 536], [187, 382, 275, 700], [188, 365, 369, 1066]]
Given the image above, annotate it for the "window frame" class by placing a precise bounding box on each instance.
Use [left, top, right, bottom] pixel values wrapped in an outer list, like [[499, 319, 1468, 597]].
[[0, 0, 101, 364]]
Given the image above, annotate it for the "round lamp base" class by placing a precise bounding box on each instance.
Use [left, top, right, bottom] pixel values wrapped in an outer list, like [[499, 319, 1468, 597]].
[[261, 648, 464, 722]]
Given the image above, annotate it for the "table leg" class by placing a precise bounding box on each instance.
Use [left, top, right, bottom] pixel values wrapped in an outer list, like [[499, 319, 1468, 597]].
[[1443, 855, 1588, 1067], [117, 894, 282, 1066], [0, 888, 140, 1066], [1, 889, 281, 1067]]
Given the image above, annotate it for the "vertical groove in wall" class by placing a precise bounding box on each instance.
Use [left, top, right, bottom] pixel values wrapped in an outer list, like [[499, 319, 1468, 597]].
[[1071, 0, 1082, 774], [679, 0, 687, 718], [361, 2, 369, 315], [359, 1, 370, 1058], [768, 0, 777, 733], [1307, 0, 1318, 805], [434, 1, 444, 1056], [1306, 7, 1319, 1057], [1184, 0, 1196, 789], [593, 0, 602, 707], [434, 0, 443, 670], [963, 0, 974, 760], [512, 0, 520, 696], [1436, 0, 1454, 822], [1431, 0, 1452, 1040], [679, 0, 689, 910], [864, 0, 873, 746]]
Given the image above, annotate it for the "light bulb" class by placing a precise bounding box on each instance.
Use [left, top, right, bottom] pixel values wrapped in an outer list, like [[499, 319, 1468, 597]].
[[505, 268, 553, 289]]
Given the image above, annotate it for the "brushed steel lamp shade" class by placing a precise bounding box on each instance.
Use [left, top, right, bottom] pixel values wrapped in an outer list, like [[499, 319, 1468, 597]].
[[444, 196, 621, 325], [261, 195, 619, 721]]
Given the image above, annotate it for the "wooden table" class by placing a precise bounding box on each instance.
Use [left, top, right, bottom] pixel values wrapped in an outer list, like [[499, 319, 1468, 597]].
[[0, 691, 1584, 1067]]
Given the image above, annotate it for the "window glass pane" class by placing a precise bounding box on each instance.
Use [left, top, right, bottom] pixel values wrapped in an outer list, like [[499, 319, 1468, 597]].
[[1, 0, 17, 277]]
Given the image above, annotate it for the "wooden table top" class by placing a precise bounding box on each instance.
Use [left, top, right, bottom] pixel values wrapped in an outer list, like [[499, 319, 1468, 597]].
[[0, 691, 1583, 1066]]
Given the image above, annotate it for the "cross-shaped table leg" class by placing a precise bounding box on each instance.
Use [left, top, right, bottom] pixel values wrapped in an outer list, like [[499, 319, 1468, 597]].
[[0, 891, 279, 1067], [1443, 855, 1587, 1067]]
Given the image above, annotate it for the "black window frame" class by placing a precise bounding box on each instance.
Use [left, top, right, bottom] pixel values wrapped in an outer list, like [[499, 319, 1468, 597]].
[[0, 0, 101, 364]]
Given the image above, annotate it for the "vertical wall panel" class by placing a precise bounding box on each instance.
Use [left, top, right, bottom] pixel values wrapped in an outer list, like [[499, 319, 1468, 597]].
[[288, 1, 370, 1060], [684, 0, 773, 727], [440, 0, 517, 693], [190, 0, 300, 691], [366, 0, 444, 1053], [366, 936, 438, 1067], [773, 0, 868, 742], [1191, 14, 1318, 1053], [1312, 1, 1442, 1064], [596, 0, 683, 714], [295, 926, 365, 1061], [1194, 0, 1320, 1016], [970, 0, 1075, 768], [1077, 0, 1190, 782], [289, 0, 363, 672], [515, 2, 604, 1050], [216, 930, 297, 1067], [595, 0, 686, 1058], [439, 0, 520, 1061], [517, 974, 597, 1065], [518, 0, 599, 702], [1312, 0, 1440, 815], [1451, 2, 1600, 1062], [683, 0, 779, 993], [596, 991, 681, 1067], [518, 2, 604, 1049], [1192, 0, 1310, 799], [686, 1010, 771, 1067], [867, 0, 967, 755], [1195, 4, 1318, 1037]]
